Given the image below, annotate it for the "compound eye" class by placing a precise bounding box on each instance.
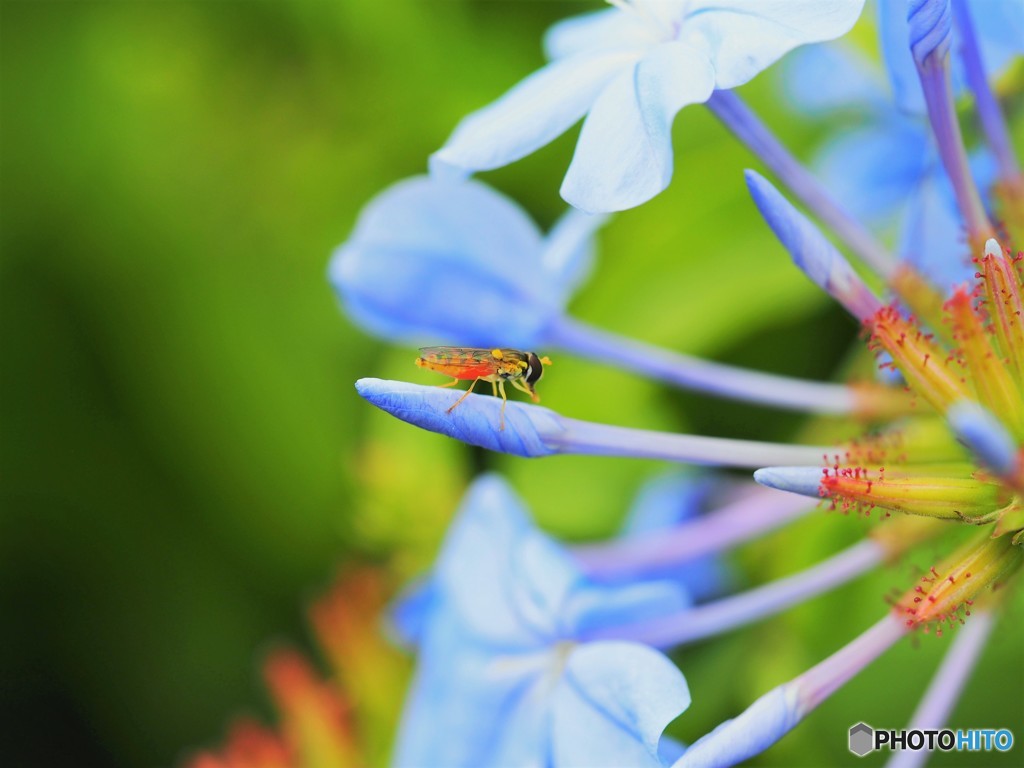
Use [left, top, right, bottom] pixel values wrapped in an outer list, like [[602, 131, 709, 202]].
[[525, 353, 544, 385]]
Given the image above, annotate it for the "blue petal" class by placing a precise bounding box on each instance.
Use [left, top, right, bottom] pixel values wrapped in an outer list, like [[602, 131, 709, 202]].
[[393, 605, 550, 767], [355, 378, 564, 457], [812, 115, 932, 224], [330, 176, 560, 348], [671, 686, 800, 768], [544, 7, 666, 60], [969, 0, 1024, 74], [780, 43, 886, 115], [434, 474, 582, 647], [879, 0, 928, 114], [897, 162, 973, 290], [568, 578, 691, 639], [618, 471, 728, 601], [541, 207, 609, 303], [681, 0, 866, 90], [552, 641, 691, 768], [430, 50, 641, 178], [561, 42, 715, 213], [388, 578, 438, 649]]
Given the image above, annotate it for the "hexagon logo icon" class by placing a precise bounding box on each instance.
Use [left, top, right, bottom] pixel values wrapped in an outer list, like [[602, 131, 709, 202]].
[[849, 722, 874, 757]]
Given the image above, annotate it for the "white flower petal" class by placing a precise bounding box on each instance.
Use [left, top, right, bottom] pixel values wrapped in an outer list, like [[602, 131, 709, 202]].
[[561, 42, 715, 213], [682, 0, 866, 89], [430, 50, 641, 178]]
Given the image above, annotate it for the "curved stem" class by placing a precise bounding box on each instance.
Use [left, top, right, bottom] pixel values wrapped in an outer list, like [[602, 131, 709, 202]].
[[951, 0, 1021, 185], [554, 416, 833, 468], [706, 90, 894, 277], [546, 315, 857, 414], [573, 484, 813, 579], [886, 611, 996, 768], [916, 54, 996, 245], [588, 539, 881, 648]]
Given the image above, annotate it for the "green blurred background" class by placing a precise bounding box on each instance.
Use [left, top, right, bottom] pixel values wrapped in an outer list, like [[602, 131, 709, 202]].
[[2, 1, 1020, 766]]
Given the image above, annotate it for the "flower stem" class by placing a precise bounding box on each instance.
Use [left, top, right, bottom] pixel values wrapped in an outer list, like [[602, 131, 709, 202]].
[[886, 611, 996, 768], [573, 484, 813, 579], [546, 315, 858, 414], [915, 52, 996, 246], [706, 90, 894, 277], [590, 539, 882, 648], [553, 417, 832, 467], [951, 0, 1022, 188], [673, 614, 907, 767]]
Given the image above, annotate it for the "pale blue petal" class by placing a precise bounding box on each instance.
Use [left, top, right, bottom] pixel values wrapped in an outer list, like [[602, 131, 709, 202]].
[[781, 43, 887, 115], [970, 0, 1024, 74], [618, 471, 727, 600], [568, 579, 690, 639], [552, 641, 691, 768], [671, 686, 800, 768], [681, 0, 866, 90], [562, 42, 715, 213], [745, 170, 882, 321], [388, 578, 437, 648], [544, 7, 665, 60], [393, 607, 549, 767], [813, 117, 932, 224], [541, 207, 609, 303], [879, 0, 928, 114], [430, 50, 640, 178], [355, 378, 564, 457], [897, 162, 974, 289], [433, 474, 574, 648], [331, 176, 558, 348]]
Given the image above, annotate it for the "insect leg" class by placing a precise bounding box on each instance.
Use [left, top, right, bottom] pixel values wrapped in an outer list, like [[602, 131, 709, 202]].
[[497, 379, 508, 431], [438, 377, 461, 389], [491, 381, 498, 397], [446, 378, 479, 414], [510, 377, 540, 403]]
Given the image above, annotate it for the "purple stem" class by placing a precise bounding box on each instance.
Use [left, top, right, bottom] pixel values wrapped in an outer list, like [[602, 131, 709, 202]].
[[916, 52, 994, 240], [546, 315, 857, 414], [573, 484, 813, 579], [951, 0, 1021, 184], [886, 611, 996, 768], [706, 90, 894, 277], [589, 539, 882, 648]]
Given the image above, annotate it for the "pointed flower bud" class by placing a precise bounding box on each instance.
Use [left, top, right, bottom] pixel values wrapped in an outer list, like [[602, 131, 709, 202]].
[[744, 170, 883, 321], [865, 305, 971, 413], [897, 533, 1023, 629], [977, 238, 1024, 385], [356, 379, 833, 467]]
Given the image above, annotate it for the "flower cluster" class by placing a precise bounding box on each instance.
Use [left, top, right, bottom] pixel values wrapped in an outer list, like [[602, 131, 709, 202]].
[[207, 1, 1024, 766]]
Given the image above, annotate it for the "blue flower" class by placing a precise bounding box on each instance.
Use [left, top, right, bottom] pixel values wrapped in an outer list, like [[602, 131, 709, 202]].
[[781, 42, 996, 289], [609, 471, 729, 602], [329, 176, 604, 349], [879, 0, 1024, 116], [431, 0, 866, 213], [393, 474, 692, 767]]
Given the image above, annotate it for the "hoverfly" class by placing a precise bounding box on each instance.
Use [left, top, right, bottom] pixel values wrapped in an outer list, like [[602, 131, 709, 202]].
[[415, 346, 552, 431]]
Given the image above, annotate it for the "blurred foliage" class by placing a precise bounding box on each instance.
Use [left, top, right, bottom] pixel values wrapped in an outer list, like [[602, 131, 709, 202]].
[[1, 1, 1021, 767]]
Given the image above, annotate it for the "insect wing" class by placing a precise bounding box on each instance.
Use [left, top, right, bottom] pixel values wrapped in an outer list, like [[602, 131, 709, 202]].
[[417, 346, 501, 378]]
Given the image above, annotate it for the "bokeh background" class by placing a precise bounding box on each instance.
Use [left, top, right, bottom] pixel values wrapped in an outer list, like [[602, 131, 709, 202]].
[[2, 1, 1021, 766]]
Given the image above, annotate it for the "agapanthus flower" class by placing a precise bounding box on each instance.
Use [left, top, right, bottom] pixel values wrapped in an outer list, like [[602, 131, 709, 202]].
[[392, 474, 693, 767], [208, 1, 1023, 766], [431, 0, 866, 213]]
